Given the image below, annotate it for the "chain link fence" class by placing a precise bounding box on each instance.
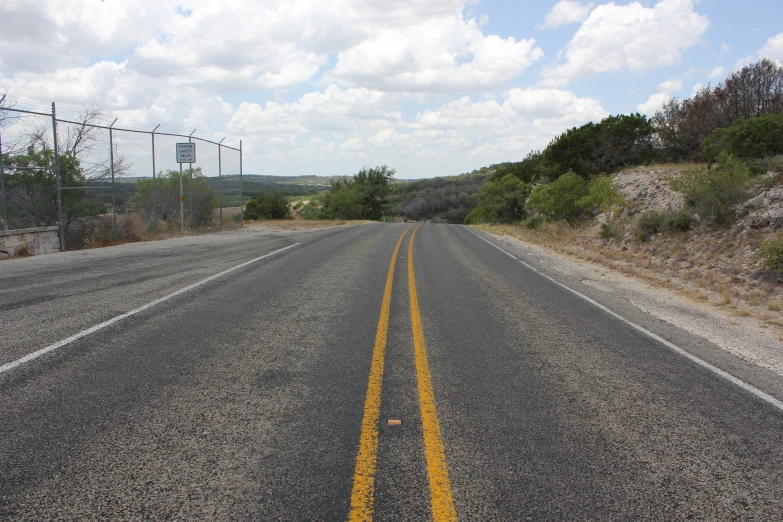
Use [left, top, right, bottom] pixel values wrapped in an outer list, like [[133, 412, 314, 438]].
[[0, 97, 244, 250]]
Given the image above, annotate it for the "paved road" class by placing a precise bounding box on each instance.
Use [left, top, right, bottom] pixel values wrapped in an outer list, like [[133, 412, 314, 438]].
[[1, 223, 783, 520]]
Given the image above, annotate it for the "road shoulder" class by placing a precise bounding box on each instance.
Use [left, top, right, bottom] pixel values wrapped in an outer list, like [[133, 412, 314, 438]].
[[468, 226, 783, 405]]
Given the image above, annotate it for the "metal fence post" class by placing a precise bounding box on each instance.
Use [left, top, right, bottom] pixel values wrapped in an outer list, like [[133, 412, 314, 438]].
[[0, 125, 7, 231], [179, 162, 185, 233], [51, 102, 65, 250], [109, 118, 118, 240], [151, 124, 160, 234], [188, 129, 195, 228], [0, 94, 6, 231], [239, 139, 243, 225], [218, 138, 224, 227]]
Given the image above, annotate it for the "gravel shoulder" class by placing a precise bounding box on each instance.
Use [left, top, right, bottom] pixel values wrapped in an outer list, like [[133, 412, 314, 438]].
[[478, 228, 783, 380]]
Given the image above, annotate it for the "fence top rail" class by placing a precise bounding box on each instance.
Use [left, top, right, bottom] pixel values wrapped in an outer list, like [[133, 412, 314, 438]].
[[59, 186, 113, 190], [0, 106, 241, 151], [0, 107, 52, 118]]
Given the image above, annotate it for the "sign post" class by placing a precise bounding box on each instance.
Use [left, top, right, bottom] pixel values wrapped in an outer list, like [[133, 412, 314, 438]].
[[176, 143, 196, 232]]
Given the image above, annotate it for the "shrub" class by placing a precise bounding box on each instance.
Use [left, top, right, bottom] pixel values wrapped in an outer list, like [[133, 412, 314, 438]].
[[635, 212, 667, 241], [322, 165, 395, 220], [299, 202, 323, 220], [760, 155, 783, 174], [15, 244, 35, 257], [525, 172, 589, 223], [599, 223, 616, 238], [463, 207, 489, 225], [759, 232, 783, 273], [667, 212, 693, 232], [634, 211, 692, 241], [524, 216, 544, 229], [670, 152, 752, 225], [578, 175, 626, 215], [244, 193, 290, 220], [702, 114, 783, 163], [464, 174, 531, 224], [130, 168, 216, 228]]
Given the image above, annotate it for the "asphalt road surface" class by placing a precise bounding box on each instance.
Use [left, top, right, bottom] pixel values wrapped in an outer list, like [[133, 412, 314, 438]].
[[2, 223, 783, 520]]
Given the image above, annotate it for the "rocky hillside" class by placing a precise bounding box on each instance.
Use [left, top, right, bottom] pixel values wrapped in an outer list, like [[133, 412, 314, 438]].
[[609, 166, 783, 233], [477, 162, 783, 337]]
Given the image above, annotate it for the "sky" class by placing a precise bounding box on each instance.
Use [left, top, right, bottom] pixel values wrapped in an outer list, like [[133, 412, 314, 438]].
[[1, 0, 782, 179]]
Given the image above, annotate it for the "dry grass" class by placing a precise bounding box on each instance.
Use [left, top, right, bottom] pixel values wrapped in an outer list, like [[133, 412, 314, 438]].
[[80, 213, 253, 249], [475, 219, 783, 335], [616, 162, 710, 176], [719, 288, 733, 305], [14, 244, 35, 258]]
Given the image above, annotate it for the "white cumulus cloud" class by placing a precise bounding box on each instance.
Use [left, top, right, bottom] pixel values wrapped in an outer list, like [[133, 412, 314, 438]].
[[538, 1, 594, 30], [328, 12, 544, 92], [759, 32, 783, 64], [637, 92, 671, 115], [657, 79, 683, 92], [226, 85, 403, 138], [222, 85, 608, 176], [542, 0, 709, 86]]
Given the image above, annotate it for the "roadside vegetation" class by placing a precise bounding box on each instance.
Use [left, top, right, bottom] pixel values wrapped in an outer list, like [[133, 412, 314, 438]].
[[389, 166, 492, 223], [458, 58, 783, 333], [289, 165, 397, 221]]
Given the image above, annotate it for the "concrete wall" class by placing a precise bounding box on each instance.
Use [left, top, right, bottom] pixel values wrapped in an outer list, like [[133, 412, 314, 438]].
[[0, 226, 60, 257]]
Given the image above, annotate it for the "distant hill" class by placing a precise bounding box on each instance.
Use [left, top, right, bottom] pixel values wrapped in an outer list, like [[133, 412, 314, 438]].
[[389, 165, 498, 223], [116, 174, 338, 198], [118, 174, 336, 185]]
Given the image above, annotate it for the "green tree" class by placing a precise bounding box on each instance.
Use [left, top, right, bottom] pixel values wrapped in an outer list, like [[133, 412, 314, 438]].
[[670, 153, 752, 225], [541, 122, 601, 177], [464, 174, 530, 224], [353, 165, 396, 220], [244, 193, 290, 220], [322, 180, 364, 220], [540, 113, 656, 178], [653, 59, 783, 162], [322, 165, 395, 220], [1, 147, 101, 231], [130, 168, 215, 228], [587, 113, 656, 173], [578, 175, 626, 215], [525, 172, 590, 223], [701, 114, 783, 163], [489, 151, 559, 184]]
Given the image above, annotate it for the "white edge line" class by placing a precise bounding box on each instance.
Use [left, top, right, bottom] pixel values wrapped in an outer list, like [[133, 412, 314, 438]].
[[463, 226, 783, 413], [0, 243, 300, 375]]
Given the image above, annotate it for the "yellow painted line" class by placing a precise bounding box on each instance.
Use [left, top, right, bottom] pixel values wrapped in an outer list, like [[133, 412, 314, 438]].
[[407, 224, 458, 522], [349, 225, 413, 522]]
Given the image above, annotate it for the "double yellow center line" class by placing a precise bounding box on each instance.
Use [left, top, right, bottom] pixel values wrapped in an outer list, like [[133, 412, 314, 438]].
[[349, 225, 457, 522]]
